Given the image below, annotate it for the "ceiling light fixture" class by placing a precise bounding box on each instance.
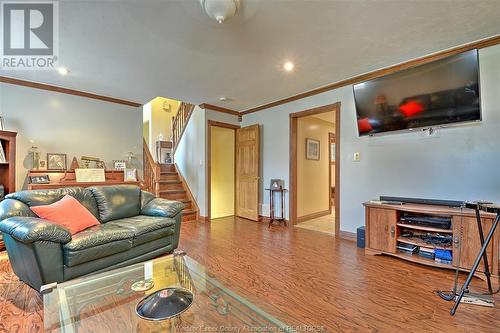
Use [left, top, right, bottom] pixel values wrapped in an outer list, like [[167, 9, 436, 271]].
[[200, 0, 240, 24], [57, 67, 69, 75], [219, 96, 228, 101], [283, 61, 294, 72]]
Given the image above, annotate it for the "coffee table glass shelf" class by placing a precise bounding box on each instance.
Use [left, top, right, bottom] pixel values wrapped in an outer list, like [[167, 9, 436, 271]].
[[43, 253, 294, 332]]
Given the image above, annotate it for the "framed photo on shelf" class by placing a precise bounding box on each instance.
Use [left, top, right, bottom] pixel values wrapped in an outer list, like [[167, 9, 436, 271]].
[[306, 138, 320, 160], [270, 179, 284, 189], [28, 175, 50, 184], [96, 160, 106, 169], [124, 168, 137, 182], [38, 160, 47, 170], [47, 153, 67, 170], [113, 160, 127, 170]]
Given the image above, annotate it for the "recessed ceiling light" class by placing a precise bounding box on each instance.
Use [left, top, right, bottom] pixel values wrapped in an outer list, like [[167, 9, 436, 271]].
[[57, 67, 69, 75], [283, 61, 294, 72]]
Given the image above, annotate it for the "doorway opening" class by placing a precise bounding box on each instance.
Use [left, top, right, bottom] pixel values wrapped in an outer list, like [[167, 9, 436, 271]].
[[207, 121, 238, 220], [290, 103, 341, 236]]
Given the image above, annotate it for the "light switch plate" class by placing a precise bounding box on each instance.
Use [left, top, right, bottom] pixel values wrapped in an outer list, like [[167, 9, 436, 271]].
[[353, 152, 361, 162]]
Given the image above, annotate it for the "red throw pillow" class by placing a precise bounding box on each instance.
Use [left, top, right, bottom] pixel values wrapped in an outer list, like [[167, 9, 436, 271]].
[[31, 195, 100, 235]]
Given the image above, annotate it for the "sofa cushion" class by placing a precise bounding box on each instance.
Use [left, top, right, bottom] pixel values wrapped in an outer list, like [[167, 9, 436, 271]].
[[6, 187, 100, 220], [30, 195, 100, 235], [63, 223, 134, 267], [89, 185, 141, 222], [107, 215, 175, 246]]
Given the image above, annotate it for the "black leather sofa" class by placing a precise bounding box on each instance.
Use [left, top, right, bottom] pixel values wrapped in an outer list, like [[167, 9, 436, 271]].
[[0, 185, 184, 291]]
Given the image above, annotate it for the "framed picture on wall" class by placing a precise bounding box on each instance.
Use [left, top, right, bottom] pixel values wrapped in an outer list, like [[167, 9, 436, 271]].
[[329, 132, 336, 164], [306, 138, 320, 160]]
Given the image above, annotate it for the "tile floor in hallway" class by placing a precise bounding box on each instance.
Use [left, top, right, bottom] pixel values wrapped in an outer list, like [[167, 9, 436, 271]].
[[295, 212, 335, 235]]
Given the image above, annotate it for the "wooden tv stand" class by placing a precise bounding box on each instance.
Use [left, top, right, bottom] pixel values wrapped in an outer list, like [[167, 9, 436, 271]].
[[363, 201, 499, 280]]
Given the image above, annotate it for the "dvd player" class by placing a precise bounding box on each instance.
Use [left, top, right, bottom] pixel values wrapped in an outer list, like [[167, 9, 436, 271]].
[[400, 215, 451, 229]]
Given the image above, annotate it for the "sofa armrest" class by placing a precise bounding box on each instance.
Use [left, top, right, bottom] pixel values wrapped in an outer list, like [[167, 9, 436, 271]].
[[0, 216, 72, 244], [0, 198, 37, 221], [141, 198, 184, 218]]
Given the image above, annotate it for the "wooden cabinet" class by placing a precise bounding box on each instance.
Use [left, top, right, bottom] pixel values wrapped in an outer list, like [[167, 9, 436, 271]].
[[0, 130, 17, 195], [364, 202, 499, 279], [0, 130, 17, 251], [366, 208, 397, 253], [452, 216, 499, 273], [27, 170, 141, 190]]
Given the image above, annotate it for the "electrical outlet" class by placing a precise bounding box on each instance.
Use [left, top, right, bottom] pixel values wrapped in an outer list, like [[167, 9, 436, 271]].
[[353, 152, 361, 162]]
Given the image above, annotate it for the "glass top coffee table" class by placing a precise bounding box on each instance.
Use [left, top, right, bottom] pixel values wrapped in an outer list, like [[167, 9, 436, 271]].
[[43, 252, 294, 332]]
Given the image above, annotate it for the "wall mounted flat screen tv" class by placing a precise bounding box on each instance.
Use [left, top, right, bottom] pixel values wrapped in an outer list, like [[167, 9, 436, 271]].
[[353, 49, 481, 136]]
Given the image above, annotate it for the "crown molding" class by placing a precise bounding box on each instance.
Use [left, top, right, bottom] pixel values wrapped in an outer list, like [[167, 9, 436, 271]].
[[241, 34, 500, 115], [0, 76, 142, 108], [199, 103, 240, 116]]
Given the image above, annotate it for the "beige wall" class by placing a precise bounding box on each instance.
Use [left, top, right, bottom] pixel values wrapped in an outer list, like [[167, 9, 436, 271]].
[[297, 116, 334, 217], [210, 126, 235, 219], [0, 83, 142, 191], [144, 97, 180, 162]]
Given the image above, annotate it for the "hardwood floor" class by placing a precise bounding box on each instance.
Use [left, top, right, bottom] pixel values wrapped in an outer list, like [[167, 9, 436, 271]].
[[0, 216, 499, 332], [0, 251, 43, 332], [180, 217, 499, 332]]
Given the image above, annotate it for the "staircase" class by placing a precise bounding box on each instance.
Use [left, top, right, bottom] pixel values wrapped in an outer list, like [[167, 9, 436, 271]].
[[157, 163, 197, 222], [143, 143, 198, 222], [142, 102, 198, 222]]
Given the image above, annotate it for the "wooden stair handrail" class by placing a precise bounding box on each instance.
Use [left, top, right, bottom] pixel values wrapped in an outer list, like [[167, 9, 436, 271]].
[[172, 102, 195, 154], [143, 138, 161, 196]]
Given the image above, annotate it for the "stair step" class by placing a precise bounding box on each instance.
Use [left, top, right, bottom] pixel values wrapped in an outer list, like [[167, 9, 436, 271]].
[[160, 189, 186, 200], [160, 172, 178, 180], [180, 200, 193, 209], [160, 164, 176, 172], [158, 179, 183, 191], [182, 209, 197, 222]]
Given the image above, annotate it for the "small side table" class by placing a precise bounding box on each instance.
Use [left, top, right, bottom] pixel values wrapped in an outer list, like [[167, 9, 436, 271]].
[[265, 188, 287, 227]]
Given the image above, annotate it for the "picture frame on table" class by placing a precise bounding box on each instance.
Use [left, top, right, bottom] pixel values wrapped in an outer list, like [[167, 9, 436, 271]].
[[306, 138, 320, 160], [270, 179, 284, 190], [38, 160, 47, 170], [113, 160, 127, 170], [29, 175, 50, 184], [124, 168, 137, 182], [47, 153, 67, 170]]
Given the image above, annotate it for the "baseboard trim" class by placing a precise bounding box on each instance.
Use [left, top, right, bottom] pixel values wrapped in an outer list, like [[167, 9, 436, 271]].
[[296, 209, 330, 223], [198, 216, 210, 223], [338, 230, 356, 242]]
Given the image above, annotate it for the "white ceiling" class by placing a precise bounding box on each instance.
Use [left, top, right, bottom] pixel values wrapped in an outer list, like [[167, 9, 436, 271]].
[[2, 0, 500, 111]]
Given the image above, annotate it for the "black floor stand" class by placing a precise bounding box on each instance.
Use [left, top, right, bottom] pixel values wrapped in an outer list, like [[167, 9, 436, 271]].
[[450, 211, 500, 315]]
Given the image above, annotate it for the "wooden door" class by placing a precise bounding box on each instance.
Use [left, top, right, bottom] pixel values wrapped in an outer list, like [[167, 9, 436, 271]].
[[236, 125, 260, 221], [367, 208, 397, 253], [452, 216, 499, 273]]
